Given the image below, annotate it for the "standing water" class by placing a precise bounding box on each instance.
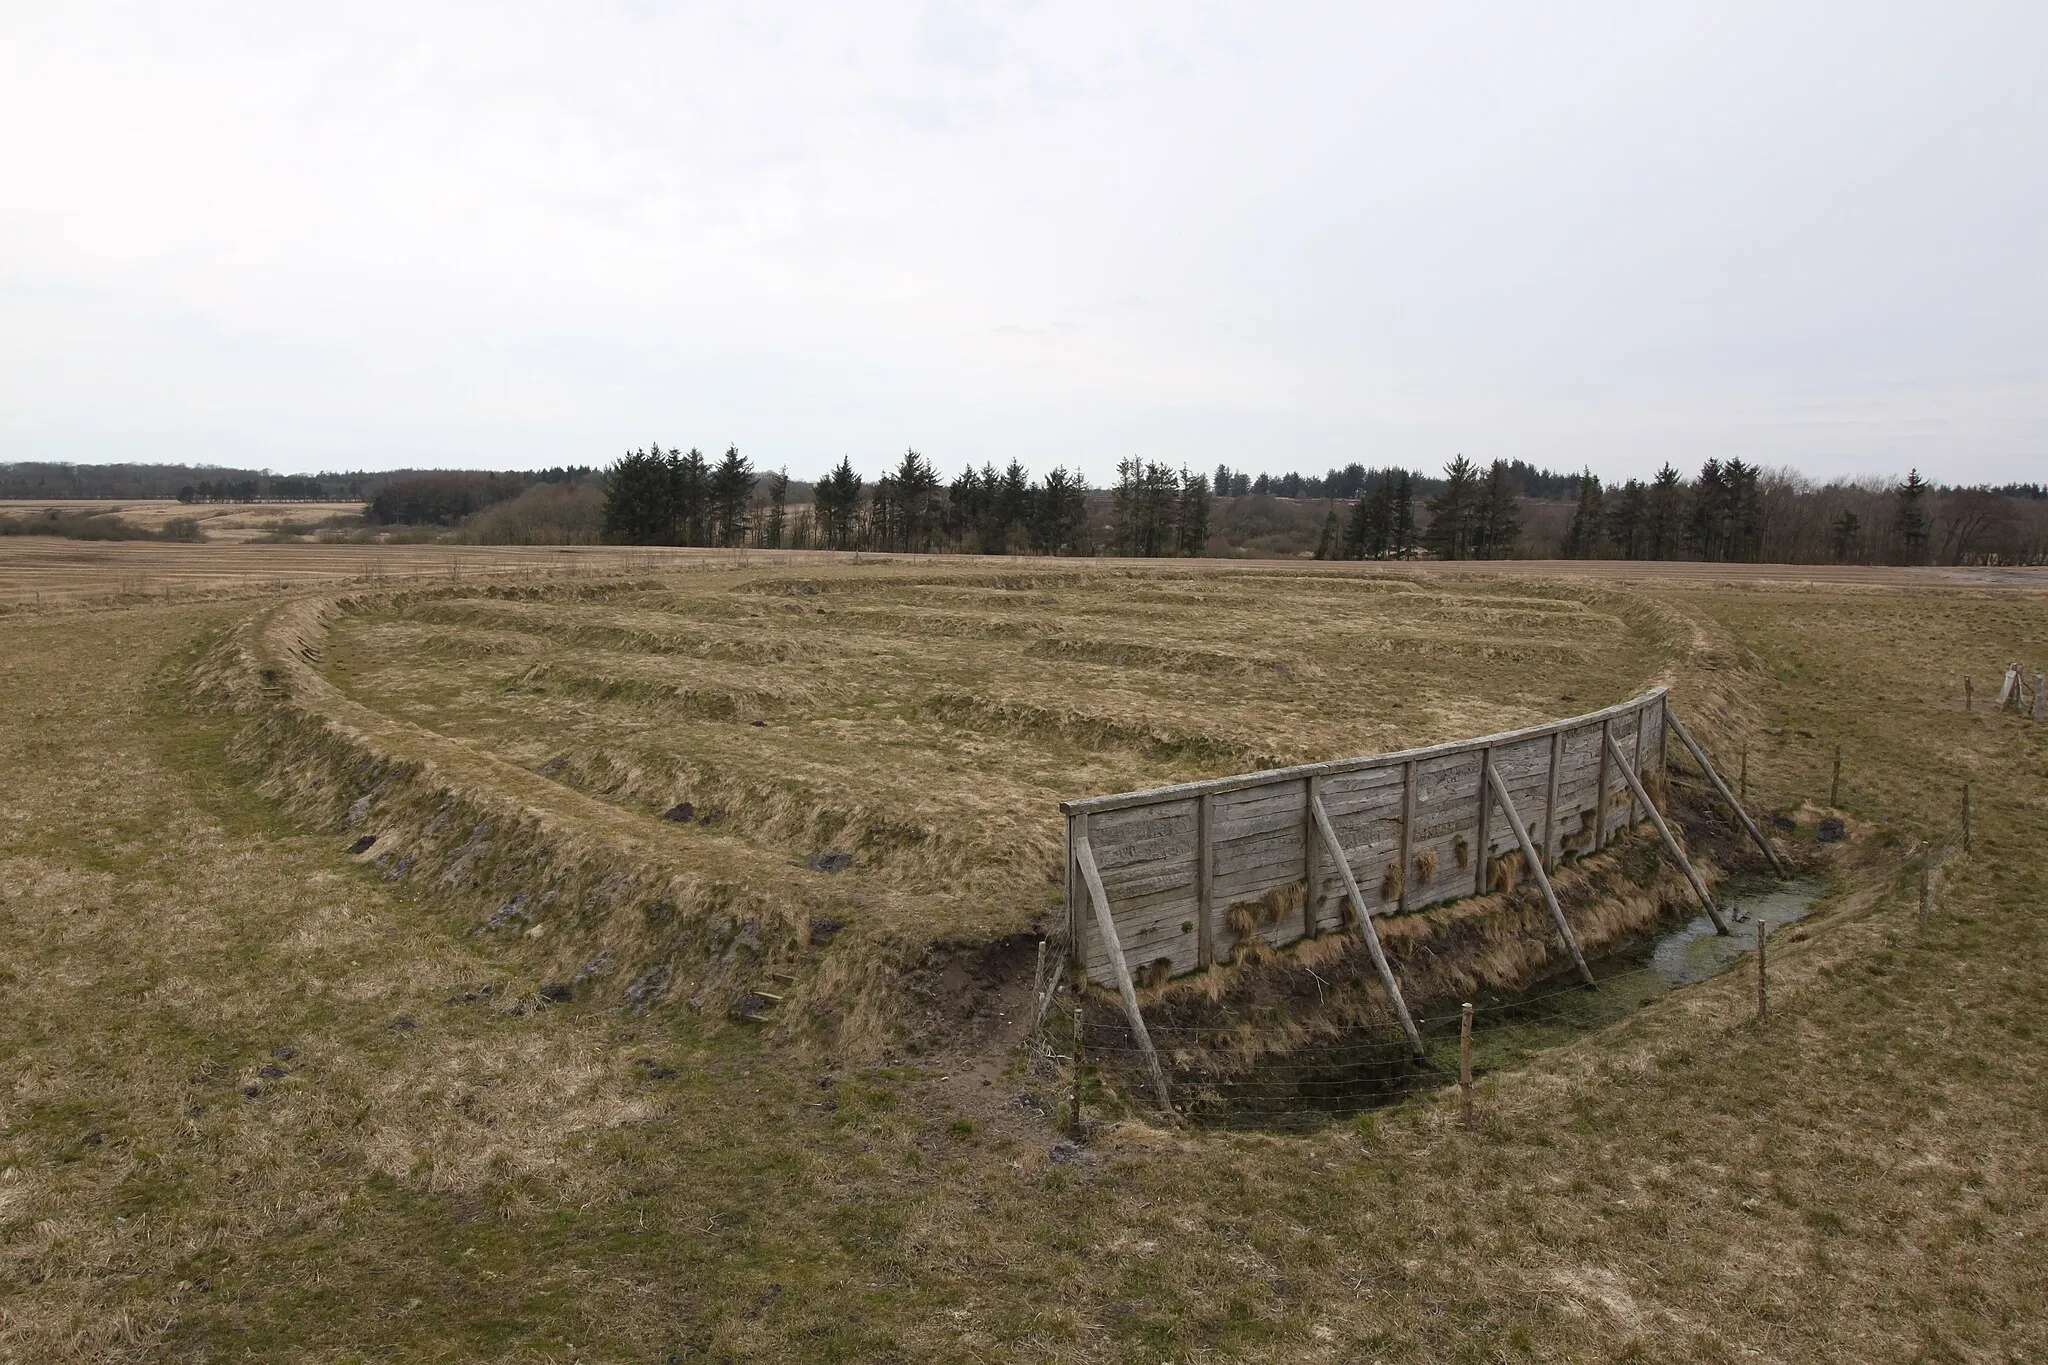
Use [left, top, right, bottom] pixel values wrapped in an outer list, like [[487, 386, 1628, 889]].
[[1183, 874, 1829, 1127]]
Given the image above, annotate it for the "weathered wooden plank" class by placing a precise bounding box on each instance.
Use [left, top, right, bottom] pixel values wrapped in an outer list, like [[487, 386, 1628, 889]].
[[1487, 762, 1594, 984], [1605, 729, 1728, 935], [1397, 759, 1416, 914], [1310, 794, 1424, 1055], [1071, 836, 1172, 1108], [1197, 791, 1214, 970], [1062, 687, 1669, 815]]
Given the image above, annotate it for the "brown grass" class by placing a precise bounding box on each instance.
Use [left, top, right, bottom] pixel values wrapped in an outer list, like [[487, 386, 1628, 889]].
[[2, 551, 2045, 1361]]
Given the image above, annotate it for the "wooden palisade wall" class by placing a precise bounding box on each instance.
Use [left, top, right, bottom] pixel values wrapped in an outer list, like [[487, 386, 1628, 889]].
[[1063, 689, 1668, 988]]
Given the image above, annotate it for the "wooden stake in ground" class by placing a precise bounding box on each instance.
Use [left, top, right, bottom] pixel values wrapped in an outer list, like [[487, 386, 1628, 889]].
[[1964, 675, 1973, 711], [1830, 746, 1843, 808], [1459, 1003, 1475, 1131], [1070, 1006, 1085, 1137], [1756, 919, 1769, 1023], [1962, 783, 1972, 853]]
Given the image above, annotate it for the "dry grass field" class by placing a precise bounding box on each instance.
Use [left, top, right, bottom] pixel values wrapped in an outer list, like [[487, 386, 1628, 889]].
[[1, 546, 2045, 1361]]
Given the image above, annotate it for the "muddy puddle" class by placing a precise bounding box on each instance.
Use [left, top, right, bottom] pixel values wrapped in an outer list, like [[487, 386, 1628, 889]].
[[1185, 874, 1828, 1128]]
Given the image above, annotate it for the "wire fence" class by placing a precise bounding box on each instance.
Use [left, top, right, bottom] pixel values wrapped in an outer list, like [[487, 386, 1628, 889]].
[[1068, 972, 1661, 1131], [1047, 742, 1978, 1134]]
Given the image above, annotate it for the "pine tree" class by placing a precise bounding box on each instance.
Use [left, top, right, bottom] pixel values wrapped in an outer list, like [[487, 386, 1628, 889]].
[[761, 468, 789, 549], [1176, 467, 1211, 556], [890, 449, 942, 552], [1687, 458, 1729, 560], [1606, 479, 1649, 559], [708, 446, 754, 547], [996, 459, 1031, 549], [601, 447, 676, 544], [1391, 472, 1417, 558], [813, 457, 863, 550], [1892, 469, 1931, 564], [673, 448, 710, 546], [1313, 506, 1340, 560], [1342, 492, 1371, 559], [1645, 464, 1686, 559], [1562, 468, 1604, 558], [1473, 459, 1521, 559], [1423, 456, 1478, 560], [1033, 467, 1089, 555]]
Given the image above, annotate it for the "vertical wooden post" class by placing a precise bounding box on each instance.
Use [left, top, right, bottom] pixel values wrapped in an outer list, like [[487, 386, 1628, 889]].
[[1830, 747, 1843, 808], [1964, 675, 1973, 711], [1629, 705, 1647, 827], [1303, 775, 1324, 936], [1961, 783, 1971, 853], [1070, 1005, 1085, 1137], [1397, 760, 1416, 914], [1196, 792, 1215, 969], [1542, 731, 1563, 870], [1459, 1003, 1475, 1131], [1755, 919, 1768, 1022], [1473, 748, 1494, 896], [1029, 939, 1046, 1037], [1067, 812, 1087, 974], [1658, 695, 1669, 784], [1595, 719, 1612, 851]]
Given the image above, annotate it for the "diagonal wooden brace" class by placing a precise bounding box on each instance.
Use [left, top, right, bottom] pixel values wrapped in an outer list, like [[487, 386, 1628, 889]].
[[1309, 795, 1426, 1057], [1072, 835, 1175, 1112], [1605, 730, 1730, 935], [1486, 763, 1596, 987], [1663, 707, 1787, 876]]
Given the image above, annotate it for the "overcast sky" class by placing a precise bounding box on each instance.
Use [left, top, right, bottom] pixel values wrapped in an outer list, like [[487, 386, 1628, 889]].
[[2, 3, 2043, 485]]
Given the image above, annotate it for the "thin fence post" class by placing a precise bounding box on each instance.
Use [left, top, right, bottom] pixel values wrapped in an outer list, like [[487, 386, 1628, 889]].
[[1964, 676, 1973, 711], [1961, 783, 1971, 853], [1756, 919, 1768, 1023], [1829, 746, 1843, 808], [1070, 1006, 1085, 1137], [1459, 1003, 1475, 1131], [1029, 939, 1046, 1039]]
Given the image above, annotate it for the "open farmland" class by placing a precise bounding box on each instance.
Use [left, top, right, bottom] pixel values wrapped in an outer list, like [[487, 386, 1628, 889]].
[[1, 549, 2046, 1361]]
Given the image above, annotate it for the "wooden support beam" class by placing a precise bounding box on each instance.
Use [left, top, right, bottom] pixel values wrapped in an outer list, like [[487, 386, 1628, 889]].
[[1473, 748, 1493, 896], [1066, 813, 1086, 975], [1629, 705, 1647, 827], [1604, 730, 1730, 935], [1309, 795, 1426, 1057], [1397, 759, 1416, 914], [1486, 763, 1595, 986], [1542, 730, 1563, 870], [1304, 775, 1324, 936], [1072, 835, 1175, 1112], [1196, 791, 1215, 970], [1662, 708, 1788, 876], [1595, 718, 1612, 851]]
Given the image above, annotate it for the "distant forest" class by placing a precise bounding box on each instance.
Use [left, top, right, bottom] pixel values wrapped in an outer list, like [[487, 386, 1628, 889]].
[[3, 455, 2044, 564]]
